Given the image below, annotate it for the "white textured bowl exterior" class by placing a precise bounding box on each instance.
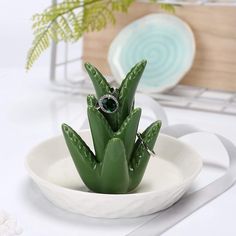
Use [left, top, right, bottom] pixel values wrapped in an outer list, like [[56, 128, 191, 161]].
[[26, 132, 202, 218]]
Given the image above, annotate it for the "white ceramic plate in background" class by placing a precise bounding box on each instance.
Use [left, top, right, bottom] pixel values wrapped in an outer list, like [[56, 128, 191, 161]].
[[108, 14, 196, 93], [26, 130, 202, 218]]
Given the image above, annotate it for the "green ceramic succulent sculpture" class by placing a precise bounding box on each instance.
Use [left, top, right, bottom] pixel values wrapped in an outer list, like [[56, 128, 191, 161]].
[[62, 60, 161, 194]]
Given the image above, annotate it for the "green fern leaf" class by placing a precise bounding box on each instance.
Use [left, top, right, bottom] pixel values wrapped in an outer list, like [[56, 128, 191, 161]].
[[160, 3, 175, 13], [26, 0, 174, 70]]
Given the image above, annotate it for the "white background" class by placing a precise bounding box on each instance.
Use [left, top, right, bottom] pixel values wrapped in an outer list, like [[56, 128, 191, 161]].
[[0, 1, 50, 69], [0, 1, 236, 236]]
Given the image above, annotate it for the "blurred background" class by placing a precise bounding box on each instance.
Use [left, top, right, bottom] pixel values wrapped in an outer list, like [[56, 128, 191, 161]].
[[0, 1, 236, 236], [0, 1, 50, 69]]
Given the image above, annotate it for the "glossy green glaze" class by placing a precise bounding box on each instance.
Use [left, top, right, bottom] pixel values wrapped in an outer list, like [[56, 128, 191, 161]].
[[62, 60, 162, 194]]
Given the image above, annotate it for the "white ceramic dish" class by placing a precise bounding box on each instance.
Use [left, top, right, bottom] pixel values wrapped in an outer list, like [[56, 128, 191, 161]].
[[26, 131, 202, 218], [108, 14, 196, 93]]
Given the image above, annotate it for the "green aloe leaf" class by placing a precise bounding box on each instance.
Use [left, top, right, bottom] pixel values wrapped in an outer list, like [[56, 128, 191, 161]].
[[62, 123, 100, 191], [118, 60, 147, 126], [85, 63, 119, 131], [84, 62, 111, 98], [102, 111, 119, 132], [87, 95, 114, 162], [62, 60, 163, 194], [101, 138, 129, 194], [114, 108, 141, 161], [128, 120, 161, 191], [87, 94, 97, 107]]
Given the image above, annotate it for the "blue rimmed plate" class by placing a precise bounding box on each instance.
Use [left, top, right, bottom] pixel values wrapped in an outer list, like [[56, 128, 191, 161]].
[[108, 14, 196, 93]]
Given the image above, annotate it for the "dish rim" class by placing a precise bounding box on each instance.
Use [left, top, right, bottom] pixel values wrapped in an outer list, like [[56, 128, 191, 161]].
[[25, 131, 202, 198]]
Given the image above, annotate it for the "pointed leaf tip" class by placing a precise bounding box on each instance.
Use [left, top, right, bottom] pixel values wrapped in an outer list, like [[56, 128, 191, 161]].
[[62, 123, 69, 132], [152, 120, 162, 131], [140, 59, 147, 66], [84, 62, 110, 98], [84, 62, 95, 74], [135, 59, 147, 71]]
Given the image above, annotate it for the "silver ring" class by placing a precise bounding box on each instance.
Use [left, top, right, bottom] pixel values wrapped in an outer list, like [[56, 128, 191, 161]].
[[137, 132, 157, 157], [96, 89, 119, 114]]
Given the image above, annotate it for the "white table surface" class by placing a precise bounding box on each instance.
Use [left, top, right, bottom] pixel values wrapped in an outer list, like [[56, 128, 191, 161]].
[[1, 67, 236, 236]]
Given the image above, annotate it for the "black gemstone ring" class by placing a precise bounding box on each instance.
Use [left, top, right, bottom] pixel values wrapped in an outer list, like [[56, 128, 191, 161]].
[[97, 94, 119, 114]]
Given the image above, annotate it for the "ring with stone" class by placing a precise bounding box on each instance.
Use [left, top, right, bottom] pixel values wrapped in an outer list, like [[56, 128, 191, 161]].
[[136, 132, 157, 157], [96, 93, 119, 114]]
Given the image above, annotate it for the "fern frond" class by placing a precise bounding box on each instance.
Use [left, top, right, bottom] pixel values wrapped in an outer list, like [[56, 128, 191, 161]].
[[26, 0, 174, 70], [111, 0, 134, 12], [82, 1, 116, 32], [148, 0, 175, 13], [160, 3, 175, 13], [26, 30, 51, 70]]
